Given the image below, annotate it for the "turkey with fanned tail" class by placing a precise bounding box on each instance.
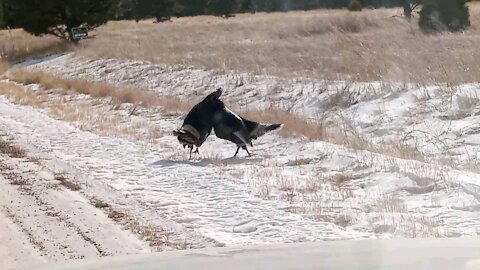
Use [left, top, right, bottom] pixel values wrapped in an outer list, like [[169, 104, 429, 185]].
[[209, 92, 283, 157], [172, 88, 223, 159]]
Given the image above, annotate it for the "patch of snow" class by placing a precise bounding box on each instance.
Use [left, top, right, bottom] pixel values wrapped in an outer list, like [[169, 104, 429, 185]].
[[3, 53, 480, 252]]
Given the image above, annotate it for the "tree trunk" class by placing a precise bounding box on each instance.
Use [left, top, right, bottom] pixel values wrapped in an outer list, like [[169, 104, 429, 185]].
[[404, 1, 412, 22]]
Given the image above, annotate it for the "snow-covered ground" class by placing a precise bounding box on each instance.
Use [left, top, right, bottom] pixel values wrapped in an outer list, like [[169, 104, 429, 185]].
[[2, 53, 480, 267], [19, 238, 480, 270], [0, 131, 151, 269]]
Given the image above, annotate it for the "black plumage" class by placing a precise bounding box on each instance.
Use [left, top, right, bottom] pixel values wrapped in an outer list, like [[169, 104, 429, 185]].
[[173, 88, 223, 159], [209, 95, 283, 157]]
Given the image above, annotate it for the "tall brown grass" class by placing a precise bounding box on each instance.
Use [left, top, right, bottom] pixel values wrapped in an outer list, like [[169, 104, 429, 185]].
[[0, 79, 165, 141], [0, 81, 43, 107], [0, 29, 70, 62], [76, 3, 480, 84], [7, 69, 193, 112]]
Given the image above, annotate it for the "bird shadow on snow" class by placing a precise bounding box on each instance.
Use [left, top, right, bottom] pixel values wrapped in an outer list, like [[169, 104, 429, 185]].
[[150, 156, 263, 168]]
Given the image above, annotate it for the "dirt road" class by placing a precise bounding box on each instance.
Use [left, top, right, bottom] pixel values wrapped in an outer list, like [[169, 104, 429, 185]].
[[0, 145, 152, 269]]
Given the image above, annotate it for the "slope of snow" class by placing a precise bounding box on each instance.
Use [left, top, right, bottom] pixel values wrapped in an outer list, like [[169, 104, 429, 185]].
[[0, 95, 368, 248], [22, 54, 480, 168], [2, 53, 479, 251]]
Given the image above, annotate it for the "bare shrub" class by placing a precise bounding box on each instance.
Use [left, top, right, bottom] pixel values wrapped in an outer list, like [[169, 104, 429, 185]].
[[8, 173, 29, 186]]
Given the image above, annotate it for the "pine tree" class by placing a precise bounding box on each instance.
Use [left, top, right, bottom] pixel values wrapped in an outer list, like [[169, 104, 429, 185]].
[[0, 0, 5, 29], [240, 0, 254, 13], [348, 0, 362, 11], [207, 0, 237, 18], [419, 0, 470, 32], [177, 0, 207, 16], [152, 0, 176, 22], [6, 0, 119, 42]]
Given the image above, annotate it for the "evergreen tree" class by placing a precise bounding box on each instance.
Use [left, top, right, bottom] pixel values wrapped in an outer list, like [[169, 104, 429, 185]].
[[152, 0, 176, 22], [348, 0, 362, 11], [207, 0, 238, 17], [240, 0, 254, 13], [178, 0, 207, 16], [0, 0, 6, 29], [419, 0, 470, 32], [6, 0, 119, 42]]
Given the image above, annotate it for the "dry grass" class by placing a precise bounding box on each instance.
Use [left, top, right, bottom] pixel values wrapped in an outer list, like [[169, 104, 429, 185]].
[[298, 202, 356, 227], [244, 108, 426, 161], [54, 171, 81, 191], [0, 61, 9, 74], [333, 173, 354, 187], [203, 152, 226, 166], [0, 81, 43, 107], [375, 213, 444, 238], [7, 173, 30, 186], [373, 196, 408, 213], [77, 4, 480, 84], [0, 137, 27, 159], [291, 157, 312, 166], [243, 109, 328, 139], [0, 79, 163, 142], [7, 69, 192, 112], [0, 29, 70, 62]]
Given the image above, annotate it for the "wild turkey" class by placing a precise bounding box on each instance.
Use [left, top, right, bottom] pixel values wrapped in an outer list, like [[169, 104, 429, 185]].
[[173, 88, 223, 159], [209, 95, 283, 157]]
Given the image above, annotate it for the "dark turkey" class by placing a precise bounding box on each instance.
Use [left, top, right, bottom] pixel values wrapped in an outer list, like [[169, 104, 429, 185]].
[[210, 95, 283, 157], [173, 88, 223, 159]]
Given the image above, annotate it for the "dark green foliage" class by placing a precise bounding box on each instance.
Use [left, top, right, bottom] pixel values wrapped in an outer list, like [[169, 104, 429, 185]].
[[419, 0, 470, 32], [0, 0, 6, 28], [132, 0, 182, 22], [177, 0, 207, 16], [152, 0, 176, 22], [348, 0, 363, 11], [207, 0, 238, 17], [239, 0, 254, 13], [5, 0, 119, 41]]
